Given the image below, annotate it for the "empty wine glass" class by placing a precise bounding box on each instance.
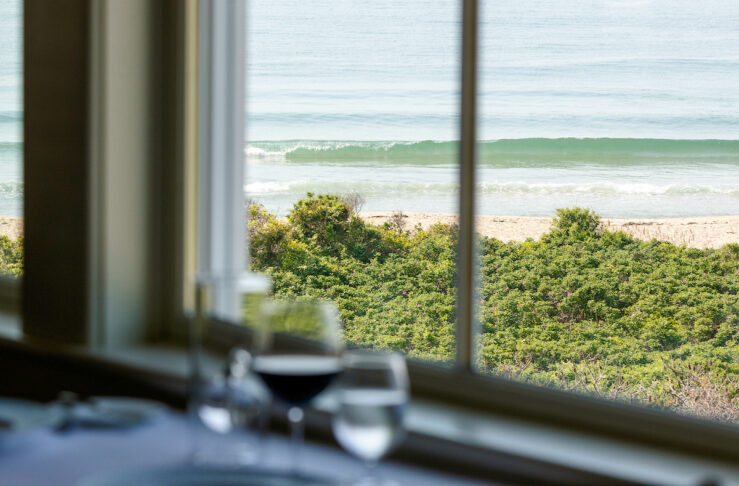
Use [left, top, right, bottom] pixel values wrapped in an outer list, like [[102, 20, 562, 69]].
[[252, 299, 344, 476], [332, 350, 409, 485], [189, 272, 271, 466]]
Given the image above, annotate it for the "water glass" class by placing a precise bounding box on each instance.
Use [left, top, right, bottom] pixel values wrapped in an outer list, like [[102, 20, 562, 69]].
[[189, 272, 271, 466], [332, 350, 409, 485]]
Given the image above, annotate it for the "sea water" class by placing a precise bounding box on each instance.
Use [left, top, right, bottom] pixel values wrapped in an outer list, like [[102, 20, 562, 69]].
[[244, 139, 739, 217], [1, 0, 738, 218], [0, 0, 22, 217], [244, 0, 739, 218]]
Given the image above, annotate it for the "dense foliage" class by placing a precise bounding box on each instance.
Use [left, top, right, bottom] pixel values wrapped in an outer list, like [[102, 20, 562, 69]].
[[0, 235, 22, 278], [250, 195, 739, 421]]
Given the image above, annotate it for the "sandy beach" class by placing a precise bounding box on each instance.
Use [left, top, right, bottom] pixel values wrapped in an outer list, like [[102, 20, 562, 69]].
[[0, 216, 22, 240], [1, 213, 735, 249], [360, 212, 739, 249]]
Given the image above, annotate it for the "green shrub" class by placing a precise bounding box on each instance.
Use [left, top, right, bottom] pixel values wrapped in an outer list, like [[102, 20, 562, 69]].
[[288, 193, 352, 248], [0, 235, 22, 278], [251, 197, 739, 421], [249, 202, 293, 268], [547, 207, 602, 242]]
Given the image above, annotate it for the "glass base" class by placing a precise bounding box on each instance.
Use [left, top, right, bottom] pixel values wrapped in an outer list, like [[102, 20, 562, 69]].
[[190, 445, 260, 468], [352, 476, 401, 486], [188, 426, 263, 468]]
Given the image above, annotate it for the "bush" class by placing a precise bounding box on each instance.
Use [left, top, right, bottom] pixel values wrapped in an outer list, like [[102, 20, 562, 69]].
[[0, 235, 22, 278], [288, 193, 353, 248], [248, 202, 293, 268], [547, 207, 602, 242], [251, 197, 739, 421]]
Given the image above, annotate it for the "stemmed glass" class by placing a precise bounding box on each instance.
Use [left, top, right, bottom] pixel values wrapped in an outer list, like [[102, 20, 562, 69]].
[[189, 272, 271, 466], [252, 300, 344, 476], [332, 350, 409, 485]]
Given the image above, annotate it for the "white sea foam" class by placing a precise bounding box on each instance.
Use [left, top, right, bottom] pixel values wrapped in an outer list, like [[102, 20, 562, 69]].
[[245, 140, 419, 160], [245, 146, 269, 157], [0, 181, 22, 199], [244, 181, 295, 194], [475, 181, 738, 196], [243, 178, 739, 198]]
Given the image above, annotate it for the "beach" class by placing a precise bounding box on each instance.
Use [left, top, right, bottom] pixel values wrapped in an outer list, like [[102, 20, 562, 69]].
[[0, 216, 21, 240], [361, 212, 739, 249], [2, 212, 734, 249]]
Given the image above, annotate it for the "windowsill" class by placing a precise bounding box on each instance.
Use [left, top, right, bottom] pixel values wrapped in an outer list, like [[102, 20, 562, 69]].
[[1, 325, 738, 485], [403, 401, 739, 486]]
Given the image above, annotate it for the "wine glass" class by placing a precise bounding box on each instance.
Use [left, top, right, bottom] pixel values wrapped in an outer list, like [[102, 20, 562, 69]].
[[252, 299, 344, 476], [332, 350, 409, 485], [189, 272, 271, 466]]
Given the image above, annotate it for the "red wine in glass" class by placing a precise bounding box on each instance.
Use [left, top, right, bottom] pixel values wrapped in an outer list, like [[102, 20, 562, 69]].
[[254, 301, 344, 476], [253, 355, 341, 405]]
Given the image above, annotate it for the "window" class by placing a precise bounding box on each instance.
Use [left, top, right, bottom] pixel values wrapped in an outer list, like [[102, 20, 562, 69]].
[[198, 0, 738, 457], [477, 0, 739, 424], [0, 0, 22, 279], [8, 0, 737, 475], [7, 1, 737, 480], [244, 0, 462, 363], [236, 0, 739, 426]]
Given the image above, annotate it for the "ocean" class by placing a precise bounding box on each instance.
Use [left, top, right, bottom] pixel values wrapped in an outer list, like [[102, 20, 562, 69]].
[[244, 0, 739, 218], [245, 139, 739, 217], [1, 0, 738, 218], [0, 0, 21, 217]]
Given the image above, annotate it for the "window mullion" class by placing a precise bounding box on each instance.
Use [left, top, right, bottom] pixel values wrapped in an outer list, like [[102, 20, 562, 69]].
[[456, 0, 479, 372], [197, 0, 247, 321]]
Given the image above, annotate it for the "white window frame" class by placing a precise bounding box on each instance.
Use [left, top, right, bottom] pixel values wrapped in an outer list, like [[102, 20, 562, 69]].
[[196, 0, 248, 321]]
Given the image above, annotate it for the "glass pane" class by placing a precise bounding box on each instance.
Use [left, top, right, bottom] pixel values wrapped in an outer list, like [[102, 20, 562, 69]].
[[477, 0, 739, 423], [245, 0, 460, 363], [0, 0, 23, 278]]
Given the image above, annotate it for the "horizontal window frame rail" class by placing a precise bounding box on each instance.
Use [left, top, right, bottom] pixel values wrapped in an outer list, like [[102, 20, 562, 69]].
[[410, 362, 739, 462]]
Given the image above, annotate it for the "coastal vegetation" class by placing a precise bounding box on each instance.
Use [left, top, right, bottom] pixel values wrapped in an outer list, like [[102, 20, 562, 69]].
[[0, 235, 22, 278], [250, 194, 739, 421], [1, 195, 735, 421]]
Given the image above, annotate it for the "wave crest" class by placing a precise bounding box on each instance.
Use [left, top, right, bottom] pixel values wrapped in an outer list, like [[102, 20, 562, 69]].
[[245, 139, 739, 166], [0, 181, 23, 199]]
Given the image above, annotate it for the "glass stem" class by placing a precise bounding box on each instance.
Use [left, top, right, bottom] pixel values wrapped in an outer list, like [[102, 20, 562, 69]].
[[364, 459, 379, 483], [187, 405, 203, 464], [287, 406, 304, 476]]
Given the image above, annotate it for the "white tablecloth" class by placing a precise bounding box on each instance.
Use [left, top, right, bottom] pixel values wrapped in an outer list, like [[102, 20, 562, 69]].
[[0, 412, 496, 486]]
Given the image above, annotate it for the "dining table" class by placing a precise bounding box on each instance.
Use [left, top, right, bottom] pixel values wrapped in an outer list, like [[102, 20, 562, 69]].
[[0, 404, 497, 486]]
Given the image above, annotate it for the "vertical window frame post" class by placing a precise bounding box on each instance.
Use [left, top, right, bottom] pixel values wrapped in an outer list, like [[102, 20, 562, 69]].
[[197, 0, 247, 320], [457, 0, 479, 372]]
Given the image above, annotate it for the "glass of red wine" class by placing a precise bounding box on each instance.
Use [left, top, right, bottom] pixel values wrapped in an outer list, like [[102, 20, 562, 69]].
[[252, 299, 344, 476]]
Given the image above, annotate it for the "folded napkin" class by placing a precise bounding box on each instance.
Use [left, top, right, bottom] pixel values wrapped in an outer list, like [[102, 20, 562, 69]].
[[55, 395, 167, 432]]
